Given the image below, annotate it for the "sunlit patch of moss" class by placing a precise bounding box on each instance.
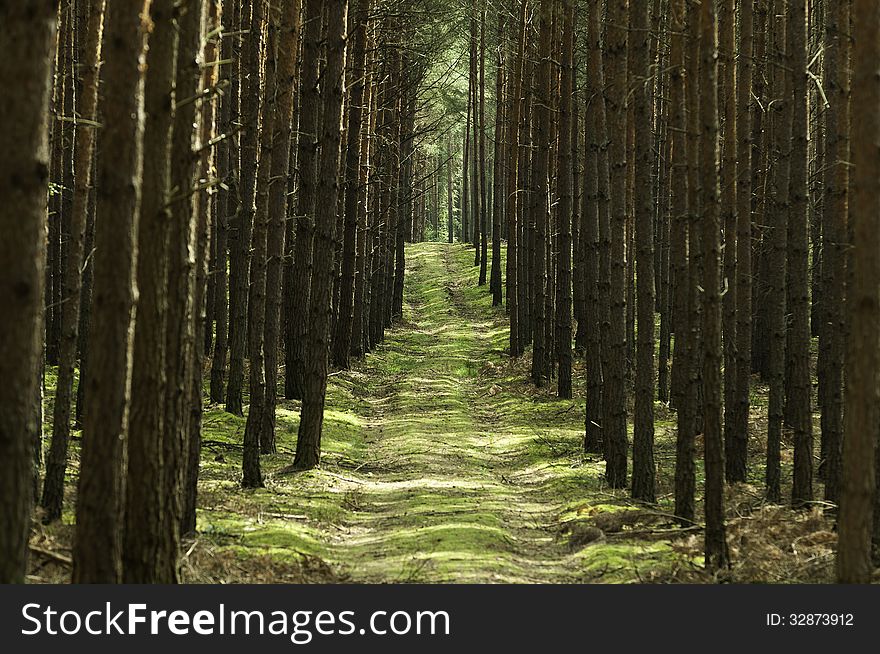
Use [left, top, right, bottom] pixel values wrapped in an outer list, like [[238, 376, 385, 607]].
[[559, 501, 637, 524], [574, 541, 680, 583]]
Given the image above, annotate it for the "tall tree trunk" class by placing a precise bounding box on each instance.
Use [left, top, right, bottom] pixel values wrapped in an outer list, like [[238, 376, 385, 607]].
[[470, 15, 480, 264], [820, 0, 849, 505], [42, 0, 106, 525], [765, 5, 792, 503], [182, 0, 222, 538], [225, 0, 262, 415], [700, 0, 730, 570], [555, 0, 573, 400], [394, 78, 414, 321], [750, 1, 772, 381], [530, 0, 552, 388], [332, 0, 367, 369], [719, 0, 738, 480], [631, 0, 655, 502], [837, 0, 879, 583], [73, 0, 151, 584], [490, 2, 503, 307], [477, 2, 488, 288], [604, 0, 629, 489], [675, 0, 699, 525], [583, 0, 605, 454], [210, 0, 238, 404], [262, 0, 303, 451], [729, 0, 755, 484], [352, 41, 375, 359], [75, 186, 96, 429], [243, 0, 273, 486], [285, 0, 321, 400], [788, 0, 813, 507], [159, 0, 206, 581], [122, 0, 177, 583], [0, 0, 56, 584], [506, 0, 526, 357], [292, 0, 348, 471], [447, 132, 455, 243]]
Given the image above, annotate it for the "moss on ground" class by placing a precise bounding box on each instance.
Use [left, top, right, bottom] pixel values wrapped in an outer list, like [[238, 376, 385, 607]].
[[32, 242, 835, 584], [174, 242, 699, 583]]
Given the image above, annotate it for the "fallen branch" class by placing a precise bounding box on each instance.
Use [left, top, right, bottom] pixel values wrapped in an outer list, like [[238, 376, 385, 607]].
[[29, 546, 72, 567]]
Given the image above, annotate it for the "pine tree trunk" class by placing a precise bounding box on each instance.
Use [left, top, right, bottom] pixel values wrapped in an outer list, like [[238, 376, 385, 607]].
[[123, 0, 177, 583], [820, 0, 849, 505], [292, 0, 349, 471], [0, 0, 56, 584], [788, 0, 813, 507], [582, 0, 605, 454], [720, 0, 738, 481], [530, 0, 552, 388], [182, 0, 222, 538], [226, 0, 262, 415], [478, 3, 488, 288], [555, 1, 573, 400], [75, 190, 96, 430], [604, 0, 629, 489], [352, 44, 375, 359], [160, 0, 206, 580], [73, 0, 151, 584], [631, 0, 655, 502], [262, 0, 303, 451], [675, 0, 700, 525], [210, 0, 237, 404], [729, 0, 755, 483], [42, 0, 106, 525], [285, 0, 322, 400], [766, 7, 792, 504], [332, 0, 367, 370], [837, 0, 879, 584], [242, 0, 273, 486], [699, 0, 730, 571], [750, 3, 771, 378], [490, 3, 504, 307], [448, 132, 455, 243]]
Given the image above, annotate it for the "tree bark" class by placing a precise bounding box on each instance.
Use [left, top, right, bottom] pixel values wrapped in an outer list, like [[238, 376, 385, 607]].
[[0, 0, 56, 584], [530, 0, 552, 388], [604, 0, 629, 489], [242, 0, 274, 486], [729, 0, 755, 484], [837, 0, 879, 585], [820, 0, 849, 505], [699, 0, 730, 571], [632, 0, 655, 502], [765, 6, 792, 504], [292, 0, 349, 471], [122, 0, 177, 583], [788, 0, 813, 507], [332, 0, 368, 370], [554, 1, 573, 400], [73, 0, 151, 584], [225, 0, 262, 415], [42, 0, 106, 525], [285, 0, 322, 400]]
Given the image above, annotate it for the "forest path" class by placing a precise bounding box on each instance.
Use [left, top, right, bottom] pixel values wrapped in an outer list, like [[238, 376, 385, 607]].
[[326, 243, 584, 583], [197, 243, 675, 584]]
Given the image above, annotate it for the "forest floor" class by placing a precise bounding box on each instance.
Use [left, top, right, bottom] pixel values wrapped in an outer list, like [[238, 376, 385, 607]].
[[32, 242, 839, 584], [187, 243, 686, 583]]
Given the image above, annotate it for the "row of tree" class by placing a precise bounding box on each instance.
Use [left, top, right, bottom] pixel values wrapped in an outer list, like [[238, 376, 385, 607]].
[[451, 0, 879, 581], [0, 0, 463, 583]]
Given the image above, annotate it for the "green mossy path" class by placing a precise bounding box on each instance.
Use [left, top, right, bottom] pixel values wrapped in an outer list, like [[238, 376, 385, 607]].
[[195, 243, 681, 583]]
